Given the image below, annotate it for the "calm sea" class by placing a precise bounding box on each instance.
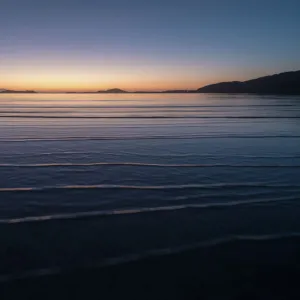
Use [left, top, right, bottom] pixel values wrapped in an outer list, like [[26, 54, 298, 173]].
[[1, 93, 300, 281]]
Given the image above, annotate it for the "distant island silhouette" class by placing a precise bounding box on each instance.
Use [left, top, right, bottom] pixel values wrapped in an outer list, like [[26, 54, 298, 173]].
[[1, 70, 299, 94], [97, 88, 127, 93]]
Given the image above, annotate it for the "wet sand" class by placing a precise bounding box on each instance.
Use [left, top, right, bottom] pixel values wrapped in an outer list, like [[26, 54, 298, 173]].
[[1, 236, 300, 300]]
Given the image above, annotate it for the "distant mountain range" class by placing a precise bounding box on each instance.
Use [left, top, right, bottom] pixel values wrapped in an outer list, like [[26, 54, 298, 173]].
[[96, 89, 193, 94], [197, 71, 300, 94], [96, 71, 300, 94], [1, 70, 299, 94]]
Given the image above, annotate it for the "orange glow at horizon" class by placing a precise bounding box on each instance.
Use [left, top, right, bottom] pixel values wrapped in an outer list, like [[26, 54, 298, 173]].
[[1, 61, 228, 92], [2, 74, 212, 92]]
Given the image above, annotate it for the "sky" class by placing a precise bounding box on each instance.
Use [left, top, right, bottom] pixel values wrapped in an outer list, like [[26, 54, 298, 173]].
[[1, 0, 300, 92]]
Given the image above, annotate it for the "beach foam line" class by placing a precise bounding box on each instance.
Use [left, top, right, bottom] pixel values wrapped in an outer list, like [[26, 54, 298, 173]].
[[1, 183, 300, 193], [95, 232, 300, 267], [2, 152, 300, 159], [108, 153, 300, 159], [1, 162, 300, 168], [1, 231, 300, 283], [0, 195, 298, 224]]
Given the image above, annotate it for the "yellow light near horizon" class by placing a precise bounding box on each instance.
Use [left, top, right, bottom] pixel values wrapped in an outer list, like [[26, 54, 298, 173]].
[[2, 64, 211, 92]]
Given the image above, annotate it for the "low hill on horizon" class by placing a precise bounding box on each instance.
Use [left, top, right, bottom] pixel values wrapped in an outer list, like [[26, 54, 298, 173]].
[[197, 71, 300, 94], [97, 88, 127, 93]]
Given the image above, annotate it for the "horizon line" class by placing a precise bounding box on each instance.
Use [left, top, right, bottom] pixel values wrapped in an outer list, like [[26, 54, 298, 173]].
[[1, 69, 299, 93]]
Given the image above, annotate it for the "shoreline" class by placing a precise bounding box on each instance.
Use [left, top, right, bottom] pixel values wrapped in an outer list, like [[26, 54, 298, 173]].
[[1, 236, 300, 299]]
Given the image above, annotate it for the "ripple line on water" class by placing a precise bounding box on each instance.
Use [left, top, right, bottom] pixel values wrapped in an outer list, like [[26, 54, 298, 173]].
[[1, 194, 299, 224], [1, 134, 300, 142], [2, 152, 300, 159], [1, 115, 300, 119], [1, 183, 300, 193], [1, 162, 300, 168]]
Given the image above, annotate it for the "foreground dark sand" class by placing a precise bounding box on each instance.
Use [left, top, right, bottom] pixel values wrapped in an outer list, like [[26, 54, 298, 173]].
[[1, 237, 300, 300]]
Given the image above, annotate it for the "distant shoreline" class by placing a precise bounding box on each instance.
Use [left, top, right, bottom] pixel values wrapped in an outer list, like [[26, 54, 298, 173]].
[[1, 91, 300, 95], [1, 70, 300, 95]]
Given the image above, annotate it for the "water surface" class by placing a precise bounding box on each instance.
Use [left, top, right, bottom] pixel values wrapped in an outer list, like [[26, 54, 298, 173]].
[[1, 93, 300, 280]]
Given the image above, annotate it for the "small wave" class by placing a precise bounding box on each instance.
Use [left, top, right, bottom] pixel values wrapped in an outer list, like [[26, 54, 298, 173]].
[[1, 162, 300, 168], [117, 153, 300, 159], [97, 232, 300, 266], [1, 231, 300, 282], [0, 195, 299, 224], [1, 135, 300, 142], [3, 151, 300, 159], [1, 183, 300, 193], [1, 151, 93, 157], [1, 115, 300, 119]]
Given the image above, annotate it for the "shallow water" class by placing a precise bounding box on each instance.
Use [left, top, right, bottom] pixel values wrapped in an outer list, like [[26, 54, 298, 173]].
[[0, 93, 300, 280]]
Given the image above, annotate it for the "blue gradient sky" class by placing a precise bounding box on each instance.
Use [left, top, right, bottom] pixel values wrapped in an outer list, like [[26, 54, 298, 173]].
[[1, 0, 300, 91]]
